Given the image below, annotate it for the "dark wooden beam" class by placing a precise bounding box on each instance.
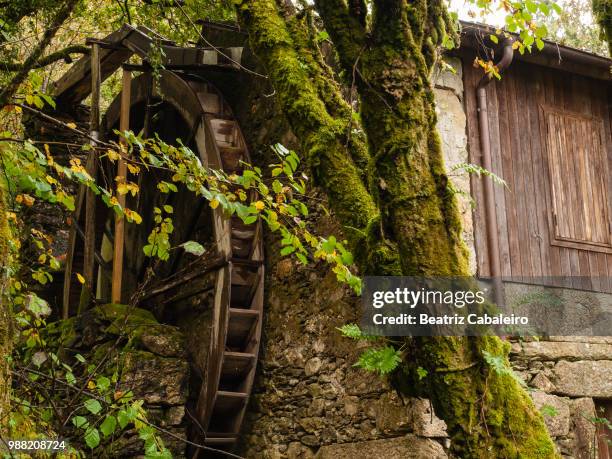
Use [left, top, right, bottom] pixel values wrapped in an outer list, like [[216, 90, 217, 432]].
[[80, 42, 101, 313]]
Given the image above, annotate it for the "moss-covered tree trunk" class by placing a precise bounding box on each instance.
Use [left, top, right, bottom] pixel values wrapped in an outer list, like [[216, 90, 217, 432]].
[[593, 0, 612, 52], [237, 0, 557, 456], [0, 183, 13, 426]]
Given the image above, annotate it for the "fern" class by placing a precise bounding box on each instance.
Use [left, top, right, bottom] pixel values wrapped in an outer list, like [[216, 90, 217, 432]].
[[354, 346, 402, 375], [337, 323, 377, 341], [482, 350, 527, 387], [450, 162, 508, 188]]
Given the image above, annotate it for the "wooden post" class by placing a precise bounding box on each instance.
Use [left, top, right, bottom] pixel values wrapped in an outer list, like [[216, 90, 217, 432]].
[[111, 68, 131, 303], [79, 43, 101, 313]]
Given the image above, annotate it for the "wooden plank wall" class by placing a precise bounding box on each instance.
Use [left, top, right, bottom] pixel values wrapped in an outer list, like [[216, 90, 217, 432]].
[[463, 58, 612, 293]]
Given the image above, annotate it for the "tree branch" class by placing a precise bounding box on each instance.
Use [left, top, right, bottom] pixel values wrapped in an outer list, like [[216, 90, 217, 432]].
[[314, 0, 367, 76], [0, 0, 80, 107], [0, 45, 90, 72]]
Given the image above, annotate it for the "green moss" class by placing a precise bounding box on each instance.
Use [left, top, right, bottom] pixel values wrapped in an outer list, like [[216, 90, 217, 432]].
[[238, 0, 401, 270], [402, 336, 557, 458], [0, 181, 13, 423], [593, 0, 612, 53]]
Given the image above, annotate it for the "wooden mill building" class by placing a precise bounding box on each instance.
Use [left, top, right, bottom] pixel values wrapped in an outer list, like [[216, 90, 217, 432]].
[[41, 19, 612, 459]]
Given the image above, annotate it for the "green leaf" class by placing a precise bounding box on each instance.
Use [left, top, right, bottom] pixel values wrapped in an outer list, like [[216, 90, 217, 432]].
[[40, 93, 56, 109], [84, 427, 100, 449], [180, 241, 205, 256], [117, 409, 130, 429], [490, 34, 499, 44], [272, 180, 283, 194], [71, 415, 88, 429], [273, 143, 289, 156], [84, 398, 102, 415], [96, 375, 111, 392], [242, 215, 257, 225], [280, 245, 295, 256], [417, 367, 428, 380], [65, 371, 76, 385], [535, 24, 547, 38], [100, 415, 117, 437]]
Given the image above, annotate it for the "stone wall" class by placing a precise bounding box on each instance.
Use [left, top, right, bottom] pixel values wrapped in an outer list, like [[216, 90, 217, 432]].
[[237, 241, 450, 458], [510, 338, 612, 458]]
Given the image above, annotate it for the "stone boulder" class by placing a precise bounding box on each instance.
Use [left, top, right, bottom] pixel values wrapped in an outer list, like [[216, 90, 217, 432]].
[[569, 398, 597, 459], [530, 391, 570, 437], [408, 398, 448, 438], [551, 360, 612, 397], [511, 341, 612, 362], [120, 350, 189, 405], [315, 435, 447, 459]]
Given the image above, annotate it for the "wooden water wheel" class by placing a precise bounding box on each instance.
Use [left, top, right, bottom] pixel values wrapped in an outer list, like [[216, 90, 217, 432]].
[[59, 49, 264, 453]]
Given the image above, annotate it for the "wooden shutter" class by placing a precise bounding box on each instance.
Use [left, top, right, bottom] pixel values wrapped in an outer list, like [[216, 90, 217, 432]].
[[541, 106, 612, 252]]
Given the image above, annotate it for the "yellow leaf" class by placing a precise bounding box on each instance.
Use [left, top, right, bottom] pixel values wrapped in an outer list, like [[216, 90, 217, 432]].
[[76, 273, 85, 284], [117, 183, 129, 195], [254, 201, 265, 211], [106, 149, 120, 161], [66, 122, 77, 129], [24, 195, 34, 206], [210, 198, 220, 209], [127, 163, 140, 174], [125, 209, 142, 224], [87, 380, 96, 390]]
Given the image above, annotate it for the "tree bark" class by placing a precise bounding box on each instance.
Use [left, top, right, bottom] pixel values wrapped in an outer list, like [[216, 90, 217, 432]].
[[238, 0, 558, 456]]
